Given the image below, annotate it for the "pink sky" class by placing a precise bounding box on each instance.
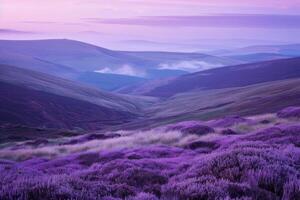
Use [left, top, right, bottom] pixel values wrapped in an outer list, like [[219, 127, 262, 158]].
[[1, 0, 300, 51]]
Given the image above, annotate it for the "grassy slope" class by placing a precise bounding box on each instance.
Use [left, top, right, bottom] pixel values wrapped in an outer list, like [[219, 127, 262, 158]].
[[115, 78, 300, 130], [0, 65, 159, 130]]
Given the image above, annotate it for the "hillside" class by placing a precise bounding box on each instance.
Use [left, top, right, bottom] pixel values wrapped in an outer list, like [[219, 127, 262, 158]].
[[1, 106, 299, 200], [0, 65, 154, 130], [0, 49, 77, 79], [114, 78, 300, 130], [133, 57, 300, 97], [147, 78, 300, 123]]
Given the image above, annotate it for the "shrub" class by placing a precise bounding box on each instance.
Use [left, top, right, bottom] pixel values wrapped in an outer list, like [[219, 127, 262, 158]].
[[244, 125, 300, 146], [1, 110, 300, 200], [166, 121, 214, 136], [221, 129, 239, 135], [128, 192, 158, 200], [1, 141, 299, 200], [282, 178, 300, 200], [184, 140, 218, 151], [277, 107, 300, 119]]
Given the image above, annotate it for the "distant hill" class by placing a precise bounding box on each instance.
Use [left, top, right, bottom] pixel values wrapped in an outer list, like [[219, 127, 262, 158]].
[[225, 53, 292, 63], [0, 49, 77, 79], [217, 44, 300, 56], [0, 39, 238, 81], [121, 57, 300, 97], [120, 51, 239, 72]]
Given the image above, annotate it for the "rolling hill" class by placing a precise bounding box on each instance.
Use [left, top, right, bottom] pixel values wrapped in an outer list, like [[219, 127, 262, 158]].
[[225, 53, 292, 63], [120, 51, 239, 72], [212, 44, 300, 56], [208, 44, 300, 64], [128, 57, 300, 97], [0, 65, 155, 130], [0, 49, 77, 79], [0, 39, 238, 80], [117, 78, 300, 130]]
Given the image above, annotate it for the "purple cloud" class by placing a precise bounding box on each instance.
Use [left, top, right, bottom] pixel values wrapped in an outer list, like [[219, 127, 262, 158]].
[[21, 21, 59, 24], [0, 28, 35, 34], [21, 21, 85, 26], [86, 14, 300, 29]]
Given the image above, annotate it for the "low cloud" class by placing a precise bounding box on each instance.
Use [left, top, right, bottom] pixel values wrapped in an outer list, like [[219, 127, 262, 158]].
[[95, 65, 144, 77], [159, 60, 222, 72]]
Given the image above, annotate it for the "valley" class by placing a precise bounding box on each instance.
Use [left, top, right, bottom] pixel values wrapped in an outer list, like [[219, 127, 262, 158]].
[[0, 39, 300, 200]]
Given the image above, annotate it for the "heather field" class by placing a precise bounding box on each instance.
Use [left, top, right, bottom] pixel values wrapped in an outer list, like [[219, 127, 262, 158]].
[[1, 107, 299, 200], [2, 1, 300, 199]]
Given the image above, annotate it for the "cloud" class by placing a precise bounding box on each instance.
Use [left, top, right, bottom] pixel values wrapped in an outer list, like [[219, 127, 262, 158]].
[[159, 60, 222, 72], [0, 28, 35, 34], [95, 65, 144, 77], [21, 21, 86, 26], [87, 14, 300, 29], [21, 21, 59, 24]]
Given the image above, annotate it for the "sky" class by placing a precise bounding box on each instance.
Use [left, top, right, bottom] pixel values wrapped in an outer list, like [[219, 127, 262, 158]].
[[0, 0, 300, 51]]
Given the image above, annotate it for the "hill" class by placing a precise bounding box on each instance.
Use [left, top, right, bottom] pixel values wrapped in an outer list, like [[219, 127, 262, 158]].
[[225, 53, 292, 63], [131, 57, 300, 97], [211, 44, 300, 56], [0, 39, 238, 80], [116, 78, 300, 130], [0, 65, 154, 130]]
